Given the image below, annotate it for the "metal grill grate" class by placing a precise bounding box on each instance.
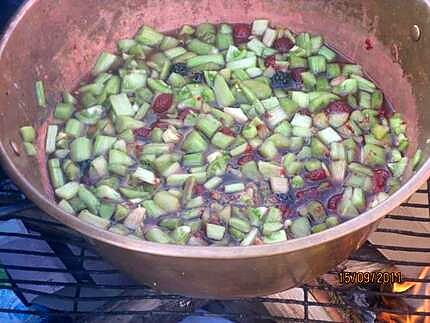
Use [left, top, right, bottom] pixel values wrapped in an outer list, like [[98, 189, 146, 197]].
[[0, 166, 429, 322]]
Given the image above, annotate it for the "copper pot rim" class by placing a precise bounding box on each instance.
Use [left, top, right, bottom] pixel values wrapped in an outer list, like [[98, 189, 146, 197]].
[[1, 0, 429, 260]]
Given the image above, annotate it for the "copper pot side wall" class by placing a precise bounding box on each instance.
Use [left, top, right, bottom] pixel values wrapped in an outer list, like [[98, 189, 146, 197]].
[[0, 0, 429, 297]]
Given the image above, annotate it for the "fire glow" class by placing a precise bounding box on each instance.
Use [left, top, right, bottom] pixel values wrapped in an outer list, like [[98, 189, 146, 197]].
[[378, 267, 430, 323]]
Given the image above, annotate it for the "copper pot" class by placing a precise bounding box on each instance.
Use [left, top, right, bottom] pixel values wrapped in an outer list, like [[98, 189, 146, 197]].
[[0, 0, 429, 298]]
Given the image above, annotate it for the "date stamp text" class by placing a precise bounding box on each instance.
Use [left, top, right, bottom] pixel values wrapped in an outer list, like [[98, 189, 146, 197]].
[[338, 271, 402, 285]]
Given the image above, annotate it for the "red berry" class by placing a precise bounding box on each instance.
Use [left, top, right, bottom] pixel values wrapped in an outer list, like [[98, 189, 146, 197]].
[[319, 181, 333, 191], [133, 127, 151, 138], [364, 38, 373, 50], [305, 169, 327, 181], [233, 23, 251, 44], [309, 187, 319, 198], [237, 154, 254, 166], [279, 205, 291, 218], [194, 184, 206, 195], [210, 191, 222, 200], [296, 191, 305, 199], [208, 216, 221, 225], [244, 144, 254, 154], [178, 109, 193, 121], [377, 105, 393, 119], [193, 230, 205, 239], [254, 237, 263, 245], [256, 124, 270, 138], [290, 68, 306, 83], [325, 101, 351, 115], [134, 144, 143, 157], [273, 37, 294, 53], [219, 127, 235, 136], [373, 168, 391, 192], [327, 194, 343, 210], [296, 187, 319, 199], [152, 119, 169, 129], [152, 93, 173, 114], [264, 55, 277, 68]]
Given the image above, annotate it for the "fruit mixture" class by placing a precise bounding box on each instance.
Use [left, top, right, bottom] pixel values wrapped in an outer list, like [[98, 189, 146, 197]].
[[20, 20, 423, 246]]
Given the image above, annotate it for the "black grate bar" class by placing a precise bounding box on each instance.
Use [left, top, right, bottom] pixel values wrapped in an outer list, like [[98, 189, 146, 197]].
[[368, 244, 430, 252], [0, 231, 89, 246], [73, 247, 85, 312], [0, 308, 340, 322], [6, 286, 427, 303], [308, 285, 430, 300], [0, 305, 428, 319], [306, 302, 430, 317], [375, 228, 430, 238], [2, 275, 430, 289], [303, 285, 309, 322], [400, 202, 430, 208], [0, 286, 189, 301], [0, 264, 119, 274], [0, 248, 102, 260], [0, 278, 145, 288], [385, 214, 430, 222], [349, 255, 430, 267], [0, 213, 69, 229], [0, 203, 35, 216]]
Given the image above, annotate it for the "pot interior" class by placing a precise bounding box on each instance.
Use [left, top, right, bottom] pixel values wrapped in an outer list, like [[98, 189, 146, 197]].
[[0, 0, 429, 230]]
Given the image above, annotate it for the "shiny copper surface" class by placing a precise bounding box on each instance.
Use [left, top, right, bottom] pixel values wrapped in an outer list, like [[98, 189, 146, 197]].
[[1, 0, 429, 298]]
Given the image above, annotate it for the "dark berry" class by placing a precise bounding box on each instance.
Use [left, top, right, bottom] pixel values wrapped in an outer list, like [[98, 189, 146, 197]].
[[152, 93, 173, 114], [80, 175, 92, 186], [140, 159, 152, 169], [170, 63, 189, 76], [78, 160, 91, 174], [275, 192, 294, 205], [233, 23, 251, 44], [270, 71, 298, 90], [192, 72, 205, 83], [273, 37, 294, 53]]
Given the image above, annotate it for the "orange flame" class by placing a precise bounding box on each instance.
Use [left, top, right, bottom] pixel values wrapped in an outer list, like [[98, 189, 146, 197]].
[[393, 281, 416, 294], [378, 267, 430, 323], [410, 266, 430, 323]]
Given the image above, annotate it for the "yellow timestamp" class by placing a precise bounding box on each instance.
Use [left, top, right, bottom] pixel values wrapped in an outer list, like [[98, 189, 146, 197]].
[[338, 271, 402, 285]]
